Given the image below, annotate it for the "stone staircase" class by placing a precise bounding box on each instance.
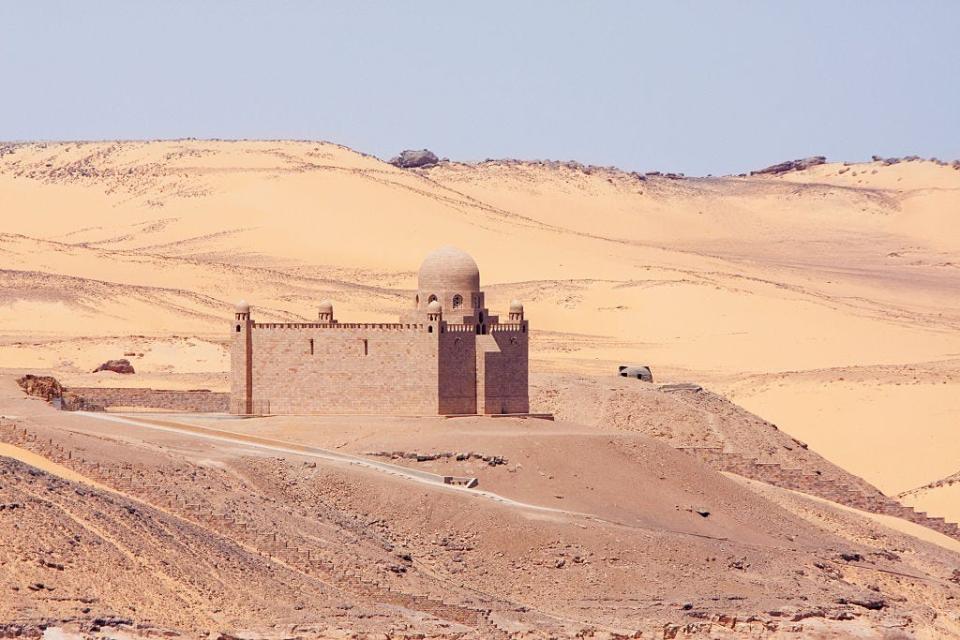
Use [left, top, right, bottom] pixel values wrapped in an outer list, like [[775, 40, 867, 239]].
[[684, 447, 960, 543]]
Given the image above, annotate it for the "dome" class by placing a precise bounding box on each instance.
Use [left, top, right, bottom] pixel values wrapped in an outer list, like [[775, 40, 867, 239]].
[[427, 299, 442, 313], [418, 246, 480, 294], [235, 300, 250, 313], [509, 299, 524, 313], [318, 300, 333, 312]]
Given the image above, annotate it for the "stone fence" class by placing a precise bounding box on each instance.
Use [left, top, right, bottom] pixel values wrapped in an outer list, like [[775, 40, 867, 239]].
[[63, 387, 229, 413]]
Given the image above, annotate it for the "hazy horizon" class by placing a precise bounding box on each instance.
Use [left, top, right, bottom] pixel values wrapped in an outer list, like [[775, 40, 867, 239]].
[[2, 1, 958, 175]]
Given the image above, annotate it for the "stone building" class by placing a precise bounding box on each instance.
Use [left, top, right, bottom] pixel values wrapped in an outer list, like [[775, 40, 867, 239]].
[[230, 246, 529, 415]]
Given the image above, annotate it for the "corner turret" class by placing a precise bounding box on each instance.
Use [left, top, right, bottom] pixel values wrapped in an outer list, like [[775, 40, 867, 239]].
[[508, 300, 524, 322], [231, 300, 254, 414], [318, 300, 335, 323]]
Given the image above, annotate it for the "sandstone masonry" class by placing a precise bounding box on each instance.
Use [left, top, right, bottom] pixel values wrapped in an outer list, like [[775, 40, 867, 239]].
[[63, 387, 229, 413], [230, 246, 529, 415]]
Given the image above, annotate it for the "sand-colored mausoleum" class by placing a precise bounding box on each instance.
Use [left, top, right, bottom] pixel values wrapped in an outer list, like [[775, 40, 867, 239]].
[[230, 246, 528, 415]]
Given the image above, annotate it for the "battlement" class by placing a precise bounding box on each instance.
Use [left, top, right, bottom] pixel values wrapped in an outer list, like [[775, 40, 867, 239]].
[[443, 323, 476, 333], [254, 322, 425, 331]]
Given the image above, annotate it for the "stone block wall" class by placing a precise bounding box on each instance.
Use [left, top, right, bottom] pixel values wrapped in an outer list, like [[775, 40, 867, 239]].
[[230, 313, 529, 415], [478, 326, 529, 414], [64, 387, 229, 413], [242, 323, 440, 414], [438, 327, 477, 414]]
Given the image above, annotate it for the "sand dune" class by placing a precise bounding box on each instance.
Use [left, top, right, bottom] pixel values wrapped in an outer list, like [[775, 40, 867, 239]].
[[1, 139, 959, 516]]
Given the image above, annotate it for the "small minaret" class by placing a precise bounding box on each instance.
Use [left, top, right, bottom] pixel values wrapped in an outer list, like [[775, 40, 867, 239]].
[[426, 299, 442, 322], [318, 300, 335, 323], [426, 299, 442, 333], [509, 300, 524, 322], [231, 300, 254, 414]]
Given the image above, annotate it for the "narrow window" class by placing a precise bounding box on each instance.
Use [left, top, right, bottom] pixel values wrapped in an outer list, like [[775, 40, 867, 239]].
[[236, 325, 241, 333], [362, 339, 368, 355], [309, 338, 314, 355], [428, 326, 434, 333], [452, 294, 463, 309], [478, 312, 484, 323]]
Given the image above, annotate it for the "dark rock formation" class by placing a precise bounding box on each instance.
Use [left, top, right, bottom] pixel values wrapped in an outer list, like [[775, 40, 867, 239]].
[[388, 149, 440, 169], [93, 359, 135, 375], [751, 156, 827, 176], [16, 375, 63, 401]]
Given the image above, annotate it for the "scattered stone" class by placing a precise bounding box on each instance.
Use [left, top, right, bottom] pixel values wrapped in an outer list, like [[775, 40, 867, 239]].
[[366, 450, 507, 466], [728, 558, 749, 570], [93, 359, 135, 374], [838, 596, 886, 610], [659, 383, 703, 393], [791, 608, 826, 621], [871, 155, 902, 165], [751, 156, 827, 176], [17, 374, 63, 401], [39, 559, 64, 571], [388, 149, 440, 169]]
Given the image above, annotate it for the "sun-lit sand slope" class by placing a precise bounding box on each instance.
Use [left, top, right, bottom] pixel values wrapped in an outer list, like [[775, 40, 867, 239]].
[[3, 377, 960, 638], [1, 140, 958, 504]]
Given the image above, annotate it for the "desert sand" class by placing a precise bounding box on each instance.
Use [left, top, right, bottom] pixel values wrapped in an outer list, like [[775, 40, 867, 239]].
[[4, 375, 960, 638], [2, 140, 958, 498], [1, 140, 959, 637]]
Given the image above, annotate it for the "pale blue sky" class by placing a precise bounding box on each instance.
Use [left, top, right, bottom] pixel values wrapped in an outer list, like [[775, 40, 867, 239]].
[[2, 1, 957, 175]]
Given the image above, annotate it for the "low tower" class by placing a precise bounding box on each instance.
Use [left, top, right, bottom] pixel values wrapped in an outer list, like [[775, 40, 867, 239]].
[[426, 299, 443, 320], [231, 300, 254, 414], [318, 300, 335, 323], [509, 300, 524, 322]]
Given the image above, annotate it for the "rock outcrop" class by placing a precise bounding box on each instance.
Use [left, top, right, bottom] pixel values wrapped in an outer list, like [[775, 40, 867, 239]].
[[16, 375, 63, 401], [388, 149, 440, 169], [751, 156, 827, 176], [93, 359, 135, 375]]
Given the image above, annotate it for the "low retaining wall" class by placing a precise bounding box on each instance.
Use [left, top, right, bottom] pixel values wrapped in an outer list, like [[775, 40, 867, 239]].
[[63, 387, 230, 413]]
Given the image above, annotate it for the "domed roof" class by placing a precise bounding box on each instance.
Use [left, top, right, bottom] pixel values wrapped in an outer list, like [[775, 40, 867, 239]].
[[427, 299, 442, 312], [318, 299, 333, 312], [418, 246, 480, 293], [235, 300, 250, 313], [509, 299, 524, 313]]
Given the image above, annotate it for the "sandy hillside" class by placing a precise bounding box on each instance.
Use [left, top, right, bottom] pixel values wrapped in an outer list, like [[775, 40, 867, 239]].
[[1, 140, 959, 510], [3, 375, 960, 638]]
